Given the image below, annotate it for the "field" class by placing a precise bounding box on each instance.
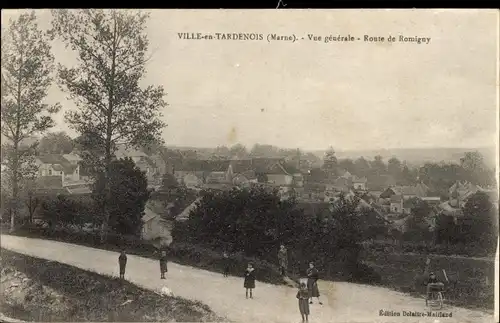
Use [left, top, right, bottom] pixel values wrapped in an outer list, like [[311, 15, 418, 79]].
[[362, 250, 496, 311], [0, 249, 224, 322]]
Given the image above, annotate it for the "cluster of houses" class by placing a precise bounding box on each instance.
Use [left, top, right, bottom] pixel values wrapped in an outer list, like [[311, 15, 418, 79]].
[[22, 144, 161, 195], [165, 157, 304, 198], [6, 141, 497, 242]]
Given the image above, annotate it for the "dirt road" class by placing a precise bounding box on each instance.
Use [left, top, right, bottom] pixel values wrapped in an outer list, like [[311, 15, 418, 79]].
[[1, 235, 494, 323]]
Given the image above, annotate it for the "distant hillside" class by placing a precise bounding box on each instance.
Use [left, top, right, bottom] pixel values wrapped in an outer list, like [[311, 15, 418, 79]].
[[166, 145, 496, 168], [313, 147, 497, 168]]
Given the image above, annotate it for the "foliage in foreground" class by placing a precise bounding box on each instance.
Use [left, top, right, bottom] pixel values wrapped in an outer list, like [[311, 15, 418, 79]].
[[50, 9, 167, 241], [173, 186, 382, 282], [92, 158, 150, 236], [0, 249, 223, 322], [1, 11, 60, 232]]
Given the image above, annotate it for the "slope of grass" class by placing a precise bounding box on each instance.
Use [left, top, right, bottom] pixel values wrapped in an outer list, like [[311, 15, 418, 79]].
[[0, 249, 225, 322], [362, 250, 495, 311]]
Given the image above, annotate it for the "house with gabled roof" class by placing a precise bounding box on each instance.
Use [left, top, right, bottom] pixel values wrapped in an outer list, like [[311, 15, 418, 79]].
[[170, 159, 234, 188], [379, 183, 430, 200], [339, 169, 352, 179], [251, 158, 294, 186], [141, 206, 172, 244], [352, 175, 368, 190], [35, 154, 80, 185], [115, 144, 160, 185], [389, 195, 414, 214], [366, 174, 396, 191], [448, 180, 482, 208], [204, 160, 232, 184], [62, 151, 83, 165]]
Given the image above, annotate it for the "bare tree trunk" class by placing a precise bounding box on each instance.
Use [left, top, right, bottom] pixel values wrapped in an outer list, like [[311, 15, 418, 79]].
[[10, 142, 19, 233], [100, 149, 112, 243]]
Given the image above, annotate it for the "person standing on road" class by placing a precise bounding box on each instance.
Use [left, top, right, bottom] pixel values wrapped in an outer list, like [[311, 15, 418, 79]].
[[118, 250, 127, 280], [223, 250, 230, 277], [159, 250, 168, 279], [278, 244, 288, 277], [244, 263, 256, 299], [296, 280, 310, 323], [307, 262, 322, 305]]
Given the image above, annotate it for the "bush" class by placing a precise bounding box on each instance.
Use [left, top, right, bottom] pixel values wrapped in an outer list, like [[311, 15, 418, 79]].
[[38, 194, 99, 230], [351, 262, 382, 284], [169, 242, 287, 285], [174, 188, 370, 282], [93, 158, 150, 237]]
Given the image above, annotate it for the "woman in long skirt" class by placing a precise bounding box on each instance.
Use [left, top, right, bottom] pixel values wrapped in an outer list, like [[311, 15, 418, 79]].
[[278, 245, 288, 277], [307, 262, 322, 305], [296, 280, 310, 322]]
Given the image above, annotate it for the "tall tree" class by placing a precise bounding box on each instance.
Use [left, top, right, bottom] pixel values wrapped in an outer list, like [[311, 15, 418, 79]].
[[460, 151, 494, 187], [229, 143, 248, 159], [250, 144, 279, 157], [1, 12, 60, 231], [51, 9, 166, 241], [39, 131, 74, 154], [370, 155, 387, 176], [400, 162, 416, 185], [460, 151, 484, 173], [353, 157, 370, 178], [338, 158, 355, 174], [322, 147, 338, 175], [463, 191, 497, 251], [387, 157, 401, 176], [213, 145, 230, 158]]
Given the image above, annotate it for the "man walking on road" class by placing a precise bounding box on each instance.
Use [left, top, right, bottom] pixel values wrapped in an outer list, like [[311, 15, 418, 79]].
[[118, 250, 127, 280], [159, 250, 168, 279]]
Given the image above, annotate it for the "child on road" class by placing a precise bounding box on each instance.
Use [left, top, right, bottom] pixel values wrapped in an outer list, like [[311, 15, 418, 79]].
[[297, 280, 310, 323], [223, 251, 230, 277], [159, 250, 168, 279], [244, 263, 255, 299], [118, 250, 127, 280]]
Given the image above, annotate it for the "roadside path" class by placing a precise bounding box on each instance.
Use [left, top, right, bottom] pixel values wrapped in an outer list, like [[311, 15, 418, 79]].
[[1, 235, 494, 323]]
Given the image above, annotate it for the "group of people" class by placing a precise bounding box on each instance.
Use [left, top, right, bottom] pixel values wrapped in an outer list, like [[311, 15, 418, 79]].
[[242, 245, 322, 323], [118, 244, 321, 323]]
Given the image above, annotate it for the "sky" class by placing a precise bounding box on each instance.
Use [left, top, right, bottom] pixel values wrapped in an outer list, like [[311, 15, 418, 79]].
[[1, 9, 498, 151]]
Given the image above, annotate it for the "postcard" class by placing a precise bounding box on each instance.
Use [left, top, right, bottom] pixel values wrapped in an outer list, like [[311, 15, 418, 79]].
[[1, 8, 498, 323]]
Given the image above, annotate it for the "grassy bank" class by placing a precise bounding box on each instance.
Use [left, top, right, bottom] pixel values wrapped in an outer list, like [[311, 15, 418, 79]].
[[362, 250, 496, 311], [0, 249, 225, 322]]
